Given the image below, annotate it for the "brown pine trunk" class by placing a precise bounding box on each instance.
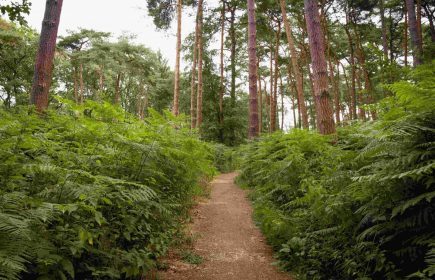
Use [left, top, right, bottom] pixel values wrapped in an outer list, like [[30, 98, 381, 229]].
[[219, 2, 225, 137], [279, 0, 309, 129], [196, 0, 204, 128], [191, 2, 200, 129], [257, 58, 263, 133], [304, 0, 335, 134], [380, 0, 389, 60], [356, 69, 365, 120], [269, 43, 274, 133], [172, 0, 182, 115], [344, 20, 357, 120], [406, 0, 423, 66], [30, 0, 64, 112], [422, 4, 435, 42], [279, 75, 284, 130], [404, 1, 409, 66], [340, 62, 351, 121], [98, 65, 104, 101], [247, 0, 259, 138]]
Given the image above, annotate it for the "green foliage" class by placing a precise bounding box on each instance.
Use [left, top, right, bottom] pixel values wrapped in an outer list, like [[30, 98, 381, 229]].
[[238, 63, 435, 279], [0, 101, 216, 279]]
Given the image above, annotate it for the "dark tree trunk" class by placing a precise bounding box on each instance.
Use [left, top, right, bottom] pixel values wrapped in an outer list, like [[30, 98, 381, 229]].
[[247, 0, 259, 138], [30, 0, 64, 112], [404, 1, 409, 66], [304, 0, 335, 134], [271, 21, 281, 132], [114, 73, 121, 104], [406, 0, 423, 66], [344, 21, 357, 119], [422, 3, 435, 42], [257, 57, 263, 133]]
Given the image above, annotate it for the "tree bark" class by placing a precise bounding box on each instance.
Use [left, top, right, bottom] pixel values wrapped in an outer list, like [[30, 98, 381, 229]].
[[422, 3, 435, 42], [344, 19, 357, 120], [191, 2, 200, 129], [417, 0, 423, 46], [406, 0, 423, 66], [269, 42, 274, 133], [304, 0, 335, 134], [30, 0, 64, 112], [196, 0, 204, 128], [114, 73, 121, 104], [247, 0, 259, 138], [279, 0, 309, 129], [328, 59, 340, 124], [257, 57, 263, 133], [79, 63, 84, 104], [219, 1, 225, 138], [404, 1, 409, 66], [172, 0, 182, 115]]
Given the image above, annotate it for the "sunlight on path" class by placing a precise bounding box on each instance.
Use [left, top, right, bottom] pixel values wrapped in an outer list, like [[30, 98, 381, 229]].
[[159, 173, 293, 280]]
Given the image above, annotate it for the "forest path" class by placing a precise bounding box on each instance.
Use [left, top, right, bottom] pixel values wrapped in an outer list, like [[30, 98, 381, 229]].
[[158, 172, 292, 280]]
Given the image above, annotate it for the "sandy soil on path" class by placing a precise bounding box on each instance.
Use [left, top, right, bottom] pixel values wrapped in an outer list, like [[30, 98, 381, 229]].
[[159, 172, 293, 280]]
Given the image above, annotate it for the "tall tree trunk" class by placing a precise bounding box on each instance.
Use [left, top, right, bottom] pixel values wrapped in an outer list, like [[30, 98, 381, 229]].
[[257, 58, 263, 133], [304, 0, 335, 134], [247, 0, 259, 138], [406, 0, 423, 66], [356, 69, 365, 120], [269, 42, 274, 133], [196, 0, 204, 128], [97, 65, 104, 101], [271, 21, 281, 132], [380, 0, 389, 60], [190, 5, 200, 129], [172, 0, 182, 115], [279, 0, 309, 129], [219, 2, 225, 139], [229, 5, 237, 143], [30, 0, 64, 112], [341, 62, 351, 121], [404, 1, 409, 66]]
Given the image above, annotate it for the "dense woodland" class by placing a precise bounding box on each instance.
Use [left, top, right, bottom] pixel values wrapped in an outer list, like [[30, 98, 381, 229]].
[[0, 0, 434, 279]]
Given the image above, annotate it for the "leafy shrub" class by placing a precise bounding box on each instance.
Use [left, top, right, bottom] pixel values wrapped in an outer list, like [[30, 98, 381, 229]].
[[0, 100, 215, 279], [213, 143, 240, 173], [238, 63, 435, 279]]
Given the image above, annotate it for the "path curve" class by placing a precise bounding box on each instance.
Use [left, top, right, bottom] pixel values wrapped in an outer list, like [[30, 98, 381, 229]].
[[159, 172, 293, 280]]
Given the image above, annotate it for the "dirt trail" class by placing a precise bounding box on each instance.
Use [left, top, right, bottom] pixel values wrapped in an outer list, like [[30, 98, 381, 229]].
[[159, 172, 293, 280]]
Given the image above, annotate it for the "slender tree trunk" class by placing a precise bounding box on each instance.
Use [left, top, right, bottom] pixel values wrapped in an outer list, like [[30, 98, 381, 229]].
[[271, 21, 281, 132], [380, 0, 389, 60], [308, 67, 316, 129], [269, 42, 274, 133], [190, 5, 200, 129], [304, 0, 335, 134], [30, 0, 64, 112], [404, 1, 409, 66], [172, 0, 182, 115], [229, 7, 236, 109], [279, 0, 309, 129], [247, 0, 259, 138], [356, 69, 365, 120], [257, 58, 263, 133], [341, 62, 351, 121], [196, 0, 204, 128], [406, 0, 423, 66], [219, 2, 225, 139]]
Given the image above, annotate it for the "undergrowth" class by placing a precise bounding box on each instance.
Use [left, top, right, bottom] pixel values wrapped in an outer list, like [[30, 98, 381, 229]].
[[0, 99, 216, 279], [238, 63, 435, 279]]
